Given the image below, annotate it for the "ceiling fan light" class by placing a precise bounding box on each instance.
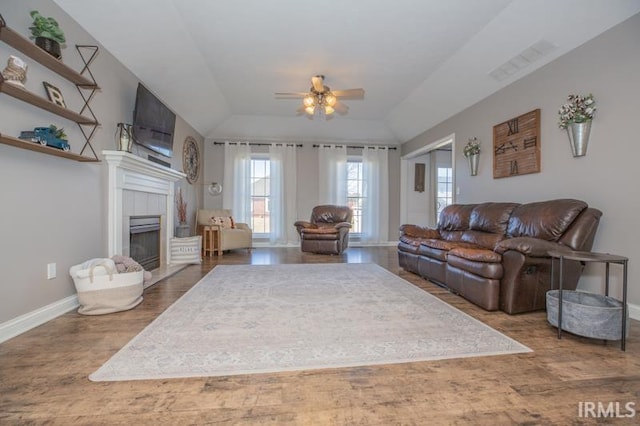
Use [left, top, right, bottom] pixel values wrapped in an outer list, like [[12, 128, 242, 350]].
[[303, 95, 315, 107], [305, 106, 315, 115], [325, 94, 337, 107], [324, 105, 335, 115]]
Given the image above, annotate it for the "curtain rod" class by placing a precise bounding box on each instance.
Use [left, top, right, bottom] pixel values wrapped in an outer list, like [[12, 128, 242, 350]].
[[212, 141, 303, 147], [312, 144, 397, 150]]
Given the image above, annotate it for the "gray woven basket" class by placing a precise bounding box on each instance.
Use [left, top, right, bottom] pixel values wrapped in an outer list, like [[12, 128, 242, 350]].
[[546, 290, 628, 341]]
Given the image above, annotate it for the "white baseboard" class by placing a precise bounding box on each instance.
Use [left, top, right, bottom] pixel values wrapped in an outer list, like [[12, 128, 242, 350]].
[[0, 295, 79, 344]]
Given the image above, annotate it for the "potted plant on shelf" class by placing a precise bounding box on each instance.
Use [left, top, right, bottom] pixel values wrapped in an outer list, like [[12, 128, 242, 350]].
[[463, 137, 480, 176], [28, 10, 66, 59], [175, 188, 190, 238], [558, 93, 596, 157]]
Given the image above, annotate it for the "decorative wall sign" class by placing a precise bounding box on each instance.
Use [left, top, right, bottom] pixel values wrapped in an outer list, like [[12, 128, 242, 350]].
[[414, 163, 425, 192], [493, 109, 540, 178], [42, 81, 66, 108]]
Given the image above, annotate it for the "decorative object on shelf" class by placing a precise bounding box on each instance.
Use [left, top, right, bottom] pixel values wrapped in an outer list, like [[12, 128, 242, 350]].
[[42, 81, 65, 107], [1, 55, 27, 87], [463, 137, 480, 176], [182, 136, 200, 184], [493, 109, 540, 178], [558, 93, 595, 157], [414, 163, 425, 192], [115, 123, 133, 152], [28, 10, 65, 59], [29, 126, 70, 151], [0, 15, 100, 162], [207, 182, 222, 196], [175, 187, 190, 237]]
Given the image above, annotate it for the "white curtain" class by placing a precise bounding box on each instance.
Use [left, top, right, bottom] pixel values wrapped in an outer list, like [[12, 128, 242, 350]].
[[361, 146, 389, 243], [222, 142, 252, 224], [269, 144, 297, 245], [318, 145, 347, 205]]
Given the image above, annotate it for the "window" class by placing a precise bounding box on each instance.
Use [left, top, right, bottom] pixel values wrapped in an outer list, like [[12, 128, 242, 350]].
[[250, 157, 270, 235], [347, 159, 364, 234], [436, 166, 453, 222]]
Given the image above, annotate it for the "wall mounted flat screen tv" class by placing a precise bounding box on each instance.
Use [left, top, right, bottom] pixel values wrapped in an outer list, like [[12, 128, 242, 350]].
[[132, 83, 176, 158]]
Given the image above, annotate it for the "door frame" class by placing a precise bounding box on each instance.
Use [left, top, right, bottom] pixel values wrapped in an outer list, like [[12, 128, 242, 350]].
[[400, 133, 456, 226]]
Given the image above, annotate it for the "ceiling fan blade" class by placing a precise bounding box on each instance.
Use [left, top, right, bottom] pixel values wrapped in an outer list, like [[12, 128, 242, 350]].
[[275, 92, 308, 98], [334, 101, 349, 115], [331, 88, 364, 99], [311, 75, 325, 93]]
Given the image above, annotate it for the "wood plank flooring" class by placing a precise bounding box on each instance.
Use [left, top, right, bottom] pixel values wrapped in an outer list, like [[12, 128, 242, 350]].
[[1, 247, 639, 425]]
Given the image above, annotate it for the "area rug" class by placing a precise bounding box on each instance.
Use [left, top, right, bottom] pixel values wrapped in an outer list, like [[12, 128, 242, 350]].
[[89, 263, 531, 381]]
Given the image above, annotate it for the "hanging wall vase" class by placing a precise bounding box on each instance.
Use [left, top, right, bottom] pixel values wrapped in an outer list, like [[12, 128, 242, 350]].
[[566, 121, 591, 157], [468, 153, 479, 176]]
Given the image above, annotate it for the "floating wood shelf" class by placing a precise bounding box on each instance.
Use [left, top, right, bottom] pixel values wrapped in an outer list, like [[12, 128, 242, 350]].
[[0, 79, 98, 124], [0, 133, 100, 162], [0, 24, 98, 88]]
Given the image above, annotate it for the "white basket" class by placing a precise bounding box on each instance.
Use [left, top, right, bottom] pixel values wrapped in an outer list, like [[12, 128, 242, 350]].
[[70, 260, 143, 315]]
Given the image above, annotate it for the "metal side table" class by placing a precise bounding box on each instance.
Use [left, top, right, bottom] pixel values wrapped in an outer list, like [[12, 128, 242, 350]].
[[549, 250, 628, 351]]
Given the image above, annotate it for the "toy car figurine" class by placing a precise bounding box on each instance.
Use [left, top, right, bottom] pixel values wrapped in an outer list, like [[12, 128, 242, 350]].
[[32, 127, 71, 151]]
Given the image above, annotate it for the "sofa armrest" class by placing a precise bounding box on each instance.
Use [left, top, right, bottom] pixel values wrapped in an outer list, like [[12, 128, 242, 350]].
[[495, 237, 571, 257], [399, 224, 440, 239], [334, 222, 352, 230]]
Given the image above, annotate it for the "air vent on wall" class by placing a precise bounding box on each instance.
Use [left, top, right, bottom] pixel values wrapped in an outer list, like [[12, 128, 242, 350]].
[[488, 40, 557, 82]]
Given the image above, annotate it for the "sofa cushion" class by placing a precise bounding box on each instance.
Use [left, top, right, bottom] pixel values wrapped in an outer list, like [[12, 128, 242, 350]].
[[420, 239, 478, 252], [438, 204, 477, 232], [469, 202, 520, 234], [460, 231, 506, 250], [507, 199, 587, 241], [449, 247, 502, 263]]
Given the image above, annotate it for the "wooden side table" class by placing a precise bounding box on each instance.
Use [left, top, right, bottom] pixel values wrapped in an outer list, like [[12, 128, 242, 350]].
[[202, 225, 222, 257], [549, 250, 628, 351]]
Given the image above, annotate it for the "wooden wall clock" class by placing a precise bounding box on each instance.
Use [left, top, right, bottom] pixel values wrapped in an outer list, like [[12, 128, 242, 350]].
[[182, 136, 200, 184], [493, 109, 540, 178]]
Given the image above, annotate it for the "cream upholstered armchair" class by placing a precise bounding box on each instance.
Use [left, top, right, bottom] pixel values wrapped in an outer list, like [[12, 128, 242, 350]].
[[196, 209, 252, 254]]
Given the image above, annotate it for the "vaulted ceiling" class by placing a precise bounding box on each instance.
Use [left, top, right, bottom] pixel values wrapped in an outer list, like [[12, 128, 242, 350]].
[[53, 0, 640, 144]]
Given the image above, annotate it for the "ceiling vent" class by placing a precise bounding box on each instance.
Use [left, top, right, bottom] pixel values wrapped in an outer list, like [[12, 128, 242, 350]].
[[489, 40, 557, 82]]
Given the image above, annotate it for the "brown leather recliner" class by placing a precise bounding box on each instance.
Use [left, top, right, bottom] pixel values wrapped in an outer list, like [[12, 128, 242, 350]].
[[294, 205, 352, 254]]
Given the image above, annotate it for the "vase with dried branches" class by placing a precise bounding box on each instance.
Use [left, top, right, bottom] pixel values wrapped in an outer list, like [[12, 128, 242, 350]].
[[175, 188, 190, 237]]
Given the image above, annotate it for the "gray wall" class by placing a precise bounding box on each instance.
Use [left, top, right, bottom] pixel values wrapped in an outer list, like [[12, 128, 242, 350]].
[[402, 13, 640, 310], [203, 141, 401, 240], [0, 0, 203, 324]]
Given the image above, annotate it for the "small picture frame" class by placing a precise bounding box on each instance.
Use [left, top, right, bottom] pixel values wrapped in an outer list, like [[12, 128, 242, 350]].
[[43, 81, 66, 108]]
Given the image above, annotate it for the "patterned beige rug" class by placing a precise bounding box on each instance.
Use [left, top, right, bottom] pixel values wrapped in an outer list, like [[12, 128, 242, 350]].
[[90, 263, 530, 381]]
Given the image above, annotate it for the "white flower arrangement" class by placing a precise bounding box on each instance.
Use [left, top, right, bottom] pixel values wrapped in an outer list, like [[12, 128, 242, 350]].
[[558, 94, 596, 129], [463, 137, 480, 158]]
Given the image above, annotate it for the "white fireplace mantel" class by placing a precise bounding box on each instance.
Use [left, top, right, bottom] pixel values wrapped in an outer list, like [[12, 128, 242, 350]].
[[103, 150, 185, 265]]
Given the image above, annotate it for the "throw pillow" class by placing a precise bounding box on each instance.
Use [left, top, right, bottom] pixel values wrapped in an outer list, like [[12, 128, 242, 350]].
[[210, 216, 235, 229]]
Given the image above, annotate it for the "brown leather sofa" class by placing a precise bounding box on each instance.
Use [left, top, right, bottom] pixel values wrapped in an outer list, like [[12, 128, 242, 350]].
[[294, 205, 352, 254], [398, 199, 602, 314]]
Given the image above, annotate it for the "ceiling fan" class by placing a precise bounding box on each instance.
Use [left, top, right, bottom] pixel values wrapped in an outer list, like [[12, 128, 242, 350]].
[[275, 75, 364, 119]]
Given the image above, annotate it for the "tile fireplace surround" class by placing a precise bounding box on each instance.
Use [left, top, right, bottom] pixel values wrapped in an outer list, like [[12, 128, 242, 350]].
[[103, 151, 186, 286]]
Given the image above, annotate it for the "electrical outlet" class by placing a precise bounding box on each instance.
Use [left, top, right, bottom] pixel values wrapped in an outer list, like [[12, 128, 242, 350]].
[[47, 263, 56, 279], [456, 186, 461, 196]]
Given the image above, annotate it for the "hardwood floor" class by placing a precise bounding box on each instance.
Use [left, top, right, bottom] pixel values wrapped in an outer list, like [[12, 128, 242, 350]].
[[1, 247, 639, 425]]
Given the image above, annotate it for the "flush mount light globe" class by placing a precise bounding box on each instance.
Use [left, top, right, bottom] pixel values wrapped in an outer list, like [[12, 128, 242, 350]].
[[207, 182, 222, 196]]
